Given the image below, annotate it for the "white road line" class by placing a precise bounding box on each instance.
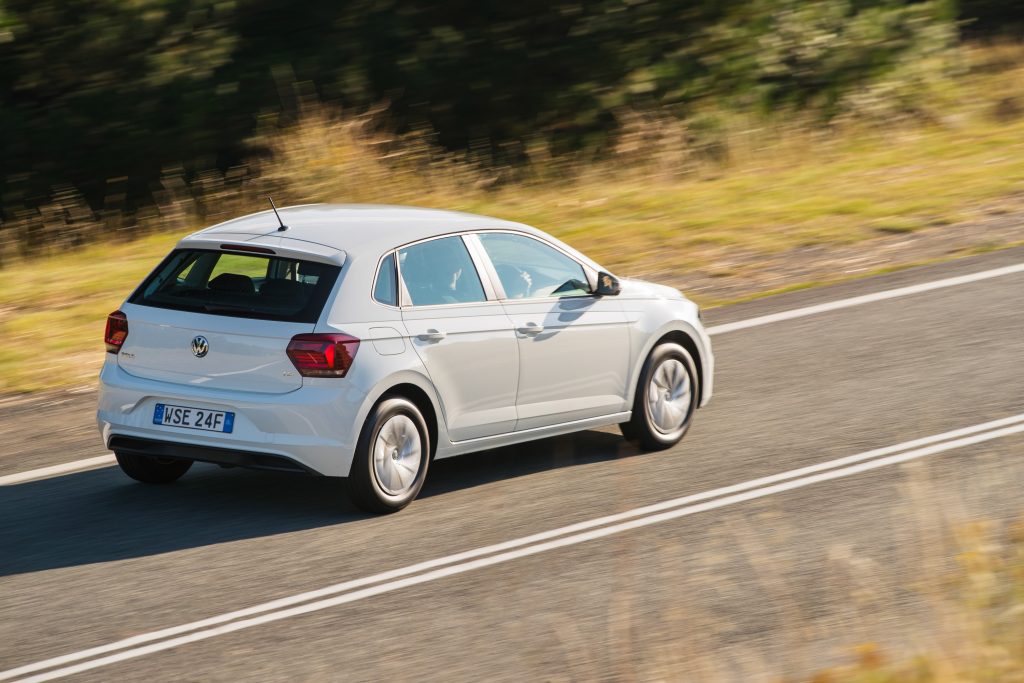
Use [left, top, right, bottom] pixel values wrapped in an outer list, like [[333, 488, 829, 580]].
[[5, 415, 1024, 682], [705, 262, 1024, 335], [2, 261, 1022, 488], [0, 455, 114, 486]]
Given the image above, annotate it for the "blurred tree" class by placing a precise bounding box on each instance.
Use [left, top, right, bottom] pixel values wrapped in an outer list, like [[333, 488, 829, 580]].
[[0, 0, 238, 206], [957, 0, 1024, 35], [0, 0, 974, 212]]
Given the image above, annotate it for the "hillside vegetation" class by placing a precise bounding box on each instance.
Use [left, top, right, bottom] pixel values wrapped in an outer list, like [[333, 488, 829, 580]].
[[2, 1, 1024, 393], [2, 42, 1024, 393], [1, 0, 1019, 242]]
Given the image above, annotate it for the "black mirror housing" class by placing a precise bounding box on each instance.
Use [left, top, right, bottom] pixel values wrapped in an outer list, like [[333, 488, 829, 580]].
[[595, 271, 621, 296]]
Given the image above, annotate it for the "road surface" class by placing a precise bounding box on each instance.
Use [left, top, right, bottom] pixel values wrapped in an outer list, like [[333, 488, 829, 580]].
[[2, 247, 1023, 681]]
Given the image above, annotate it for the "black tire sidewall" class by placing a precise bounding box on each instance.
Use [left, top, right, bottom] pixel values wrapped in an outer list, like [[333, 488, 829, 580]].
[[350, 397, 431, 513], [115, 452, 192, 483], [631, 342, 698, 450]]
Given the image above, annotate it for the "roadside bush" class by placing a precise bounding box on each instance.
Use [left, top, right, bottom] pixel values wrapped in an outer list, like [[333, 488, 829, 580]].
[[705, 0, 961, 119]]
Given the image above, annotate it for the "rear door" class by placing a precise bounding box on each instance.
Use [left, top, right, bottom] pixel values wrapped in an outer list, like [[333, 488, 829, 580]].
[[118, 247, 341, 394], [397, 235, 519, 441]]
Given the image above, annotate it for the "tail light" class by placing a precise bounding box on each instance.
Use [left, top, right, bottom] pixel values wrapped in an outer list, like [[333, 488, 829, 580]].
[[286, 334, 360, 377], [105, 310, 129, 353]]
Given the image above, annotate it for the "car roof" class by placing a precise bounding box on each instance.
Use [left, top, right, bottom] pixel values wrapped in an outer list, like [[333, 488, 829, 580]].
[[190, 204, 545, 254]]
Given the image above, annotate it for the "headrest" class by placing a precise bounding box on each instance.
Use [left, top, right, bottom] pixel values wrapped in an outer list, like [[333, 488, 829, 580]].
[[298, 261, 330, 279], [260, 278, 306, 299], [209, 273, 255, 294]]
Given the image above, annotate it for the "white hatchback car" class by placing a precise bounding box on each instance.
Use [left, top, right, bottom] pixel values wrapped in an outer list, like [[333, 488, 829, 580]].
[[98, 204, 714, 512]]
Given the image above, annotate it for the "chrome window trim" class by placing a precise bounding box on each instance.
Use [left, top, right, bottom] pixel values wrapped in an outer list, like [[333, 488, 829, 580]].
[[395, 298, 509, 312], [383, 227, 609, 310]]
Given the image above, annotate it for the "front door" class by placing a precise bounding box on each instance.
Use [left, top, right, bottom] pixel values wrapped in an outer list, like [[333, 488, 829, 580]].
[[475, 232, 630, 431]]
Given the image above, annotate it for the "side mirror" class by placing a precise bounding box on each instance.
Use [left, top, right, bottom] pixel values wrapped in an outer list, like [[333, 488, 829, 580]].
[[595, 272, 621, 296]]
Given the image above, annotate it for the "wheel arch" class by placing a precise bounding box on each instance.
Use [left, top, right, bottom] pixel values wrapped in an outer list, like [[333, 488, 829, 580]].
[[350, 370, 446, 475], [378, 383, 439, 462], [627, 323, 708, 408]]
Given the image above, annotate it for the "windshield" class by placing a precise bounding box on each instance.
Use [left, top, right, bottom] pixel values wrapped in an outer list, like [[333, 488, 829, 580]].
[[130, 249, 341, 323]]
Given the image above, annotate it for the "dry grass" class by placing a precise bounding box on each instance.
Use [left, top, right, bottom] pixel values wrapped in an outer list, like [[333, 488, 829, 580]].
[[0, 232, 180, 393], [806, 517, 1024, 683], [512, 460, 1024, 682], [2, 43, 1024, 393]]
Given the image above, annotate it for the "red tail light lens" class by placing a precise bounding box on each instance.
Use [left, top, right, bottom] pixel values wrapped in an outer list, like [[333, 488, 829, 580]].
[[286, 334, 360, 377], [104, 310, 129, 353]]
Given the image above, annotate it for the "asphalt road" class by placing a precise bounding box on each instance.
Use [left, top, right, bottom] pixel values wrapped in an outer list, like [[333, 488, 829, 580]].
[[2, 247, 1023, 681]]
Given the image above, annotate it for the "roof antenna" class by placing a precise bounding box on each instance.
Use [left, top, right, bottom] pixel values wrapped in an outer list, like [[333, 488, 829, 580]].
[[267, 196, 288, 231]]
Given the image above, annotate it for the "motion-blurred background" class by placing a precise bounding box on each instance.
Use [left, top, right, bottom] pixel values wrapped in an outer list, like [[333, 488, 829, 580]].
[[3, 0, 1023, 390], [2, 4, 1024, 681]]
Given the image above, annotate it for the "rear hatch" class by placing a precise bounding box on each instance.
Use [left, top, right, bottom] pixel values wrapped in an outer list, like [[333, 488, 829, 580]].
[[117, 305, 312, 393], [116, 243, 342, 394]]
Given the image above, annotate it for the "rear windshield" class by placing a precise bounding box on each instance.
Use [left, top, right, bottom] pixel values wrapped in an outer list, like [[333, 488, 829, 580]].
[[130, 249, 341, 323]]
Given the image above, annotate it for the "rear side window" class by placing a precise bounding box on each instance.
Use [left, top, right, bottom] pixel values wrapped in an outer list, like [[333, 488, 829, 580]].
[[373, 252, 398, 306], [130, 249, 341, 323], [398, 236, 486, 306]]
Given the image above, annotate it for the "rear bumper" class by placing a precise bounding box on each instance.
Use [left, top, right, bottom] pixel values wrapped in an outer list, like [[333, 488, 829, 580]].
[[109, 436, 322, 475], [98, 358, 364, 476]]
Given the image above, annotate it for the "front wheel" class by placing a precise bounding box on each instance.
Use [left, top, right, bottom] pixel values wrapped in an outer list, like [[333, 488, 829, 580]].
[[115, 452, 192, 484], [347, 397, 430, 513], [620, 342, 698, 451]]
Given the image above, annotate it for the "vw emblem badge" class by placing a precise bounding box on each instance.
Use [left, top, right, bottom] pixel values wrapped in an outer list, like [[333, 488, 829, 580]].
[[191, 335, 209, 358]]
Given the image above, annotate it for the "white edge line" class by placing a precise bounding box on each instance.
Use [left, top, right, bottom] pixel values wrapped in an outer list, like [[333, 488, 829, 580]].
[[705, 262, 1024, 335], [3, 261, 1022, 488], [4, 413, 1024, 681], [11, 421, 1024, 683], [0, 455, 115, 486]]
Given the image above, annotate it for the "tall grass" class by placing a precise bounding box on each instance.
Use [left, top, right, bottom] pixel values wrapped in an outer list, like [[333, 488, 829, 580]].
[[808, 517, 1024, 682], [3, 42, 1024, 262], [519, 462, 1024, 682], [2, 42, 1023, 272]]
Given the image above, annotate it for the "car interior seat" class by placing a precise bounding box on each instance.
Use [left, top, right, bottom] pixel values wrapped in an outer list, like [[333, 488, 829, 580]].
[[208, 273, 256, 294]]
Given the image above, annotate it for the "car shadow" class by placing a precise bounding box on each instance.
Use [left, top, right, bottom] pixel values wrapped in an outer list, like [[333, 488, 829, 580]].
[[0, 429, 635, 577], [423, 428, 633, 497]]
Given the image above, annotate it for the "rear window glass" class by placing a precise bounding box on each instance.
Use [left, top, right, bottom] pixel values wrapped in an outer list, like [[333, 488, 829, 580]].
[[130, 249, 341, 323]]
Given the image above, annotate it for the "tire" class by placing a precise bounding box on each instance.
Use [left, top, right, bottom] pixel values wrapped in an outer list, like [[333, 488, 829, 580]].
[[620, 342, 698, 451], [347, 396, 431, 514], [115, 452, 192, 484]]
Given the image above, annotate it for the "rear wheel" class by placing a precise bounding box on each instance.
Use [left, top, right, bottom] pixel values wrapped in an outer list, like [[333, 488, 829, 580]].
[[620, 342, 697, 451], [348, 397, 430, 514], [115, 452, 192, 484]]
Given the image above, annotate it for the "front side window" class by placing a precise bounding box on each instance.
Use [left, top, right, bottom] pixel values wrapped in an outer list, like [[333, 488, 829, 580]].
[[398, 236, 486, 306], [478, 233, 590, 299], [130, 249, 340, 323]]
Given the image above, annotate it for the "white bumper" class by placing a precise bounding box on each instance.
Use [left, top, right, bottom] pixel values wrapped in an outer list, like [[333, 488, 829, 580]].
[[97, 357, 365, 477]]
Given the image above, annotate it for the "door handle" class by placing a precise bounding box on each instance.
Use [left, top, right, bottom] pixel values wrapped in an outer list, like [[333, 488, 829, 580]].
[[517, 323, 544, 336], [417, 329, 447, 342]]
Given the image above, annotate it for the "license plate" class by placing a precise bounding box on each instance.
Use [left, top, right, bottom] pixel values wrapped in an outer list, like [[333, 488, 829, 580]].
[[153, 403, 234, 433]]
